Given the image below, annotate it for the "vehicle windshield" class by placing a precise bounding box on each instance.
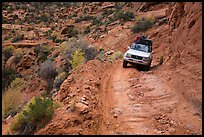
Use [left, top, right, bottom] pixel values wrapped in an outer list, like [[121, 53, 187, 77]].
[[130, 43, 150, 53]]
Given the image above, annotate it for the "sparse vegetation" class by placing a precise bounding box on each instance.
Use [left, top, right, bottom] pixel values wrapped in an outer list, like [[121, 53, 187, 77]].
[[2, 68, 20, 92], [131, 18, 154, 33], [11, 35, 22, 43], [83, 26, 91, 34], [36, 44, 52, 63], [102, 9, 114, 17], [4, 35, 11, 41], [96, 48, 106, 62], [2, 77, 26, 118], [10, 96, 54, 134], [75, 15, 96, 23], [109, 51, 123, 63], [115, 11, 134, 22], [38, 59, 57, 93], [2, 88, 22, 119], [3, 45, 15, 62], [53, 72, 67, 90], [14, 48, 23, 64]]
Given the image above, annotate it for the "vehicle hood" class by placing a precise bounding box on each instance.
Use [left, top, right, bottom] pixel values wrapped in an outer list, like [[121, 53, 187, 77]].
[[125, 49, 151, 58]]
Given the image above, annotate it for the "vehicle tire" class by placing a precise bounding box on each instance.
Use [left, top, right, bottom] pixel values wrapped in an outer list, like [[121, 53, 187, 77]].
[[145, 66, 150, 71], [123, 60, 128, 68], [145, 63, 151, 71]]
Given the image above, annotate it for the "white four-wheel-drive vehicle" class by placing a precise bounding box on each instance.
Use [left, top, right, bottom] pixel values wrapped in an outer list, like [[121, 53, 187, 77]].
[[123, 36, 153, 70]]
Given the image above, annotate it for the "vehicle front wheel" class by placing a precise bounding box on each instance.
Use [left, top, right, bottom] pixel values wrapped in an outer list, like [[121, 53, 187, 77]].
[[123, 60, 128, 68], [144, 64, 151, 71]]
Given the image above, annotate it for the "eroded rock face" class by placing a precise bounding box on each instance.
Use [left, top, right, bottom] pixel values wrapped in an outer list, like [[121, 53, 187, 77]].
[[168, 2, 185, 30]]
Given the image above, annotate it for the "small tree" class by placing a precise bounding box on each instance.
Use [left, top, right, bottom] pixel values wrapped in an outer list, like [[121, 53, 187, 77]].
[[70, 49, 85, 69]]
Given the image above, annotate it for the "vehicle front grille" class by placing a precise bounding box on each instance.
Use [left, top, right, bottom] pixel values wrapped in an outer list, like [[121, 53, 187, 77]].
[[131, 55, 143, 60]]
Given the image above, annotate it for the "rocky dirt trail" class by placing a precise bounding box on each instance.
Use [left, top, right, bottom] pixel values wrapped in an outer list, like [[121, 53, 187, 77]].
[[97, 60, 202, 135]]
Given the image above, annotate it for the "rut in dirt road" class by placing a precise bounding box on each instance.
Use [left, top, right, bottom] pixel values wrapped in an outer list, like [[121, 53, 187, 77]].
[[98, 60, 201, 135]]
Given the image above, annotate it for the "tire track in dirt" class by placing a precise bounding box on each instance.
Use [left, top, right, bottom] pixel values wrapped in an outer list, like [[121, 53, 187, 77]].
[[97, 60, 201, 135]]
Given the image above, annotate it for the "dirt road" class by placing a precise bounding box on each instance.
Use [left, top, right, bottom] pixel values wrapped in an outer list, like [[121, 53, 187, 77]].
[[98, 60, 202, 135]]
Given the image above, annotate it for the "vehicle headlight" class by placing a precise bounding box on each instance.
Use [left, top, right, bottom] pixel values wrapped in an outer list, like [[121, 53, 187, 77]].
[[125, 53, 131, 58]]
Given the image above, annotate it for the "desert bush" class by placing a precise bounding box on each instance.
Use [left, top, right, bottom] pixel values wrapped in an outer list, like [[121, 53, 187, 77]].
[[2, 3, 9, 10], [10, 96, 54, 134], [4, 35, 11, 41], [131, 18, 154, 33], [38, 59, 57, 93], [84, 46, 99, 61], [2, 68, 20, 92], [14, 48, 23, 64], [40, 14, 48, 22], [114, 2, 123, 10], [37, 52, 47, 63], [70, 49, 85, 69], [83, 26, 91, 34], [159, 55, 164, 65], [11, 35, 22, 43], [53, 72, 67, 90], [96, 48, 106, 62], [114, 11, 134, 22], [2, 88, 22, 119], [68, 28, 79, 38], [109, 51, 123, 63], [9, 6, 14, 12], [75, 39, 99, 61], [102, 9, 114, 17], [36, 44, 52, 63], [3, 45, 15, 62], [10, 78, 26, 90], [34, 44, 41, 56], [75, 15, 96, 23]]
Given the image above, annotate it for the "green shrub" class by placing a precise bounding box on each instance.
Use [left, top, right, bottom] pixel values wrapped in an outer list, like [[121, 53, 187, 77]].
[[70, 49, 85, 68], [91, 18, 101, 26], [36, 44, 52, 63], [10, 78, 26, 90], [117, 11, 134, 21], [53, 72, 67, 90], [34, 44, 41, 56], [96, 48, 106, 62], [131, 18, 154, 33], [3, 45, 15, 62], [109, 51, 123, 63], [68, 28, 79, 38], [2, 68, 19, 92], [40, 14, 48, 22], [11, 35, 21, 43], [83, 26, 91, 34], [2, 88, 22, 119], [4, 35, 11, 41], [14, 48, 23, 64], [10, 96, 54, 133], [75, 15, 96, 23], [37, 52, 47, 63], [2, 4, 9, 10], [102, 9, 114, 17]]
